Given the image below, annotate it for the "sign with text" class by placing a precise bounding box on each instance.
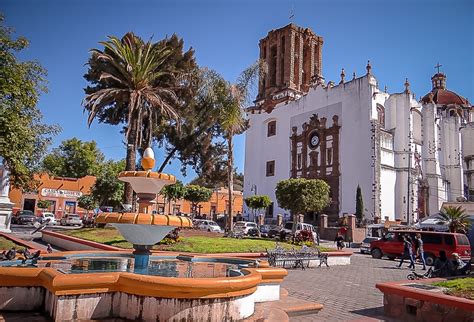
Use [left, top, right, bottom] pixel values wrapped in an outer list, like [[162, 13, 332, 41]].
[[41, 188, 82, 199]]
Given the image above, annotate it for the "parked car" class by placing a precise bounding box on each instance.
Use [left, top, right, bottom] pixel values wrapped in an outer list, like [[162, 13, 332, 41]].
[[370, 230, 471, 265], [268, 225, 283, 239], [38, 212, 57, 225], [60, 214, 82, 226], [197, 220, 222, 232], [259, 224, 275, 238], [234, 221, 258, 235], [282, 222, 319, 242], [11, 210, 37, 225], [360, 237, 380, 254]]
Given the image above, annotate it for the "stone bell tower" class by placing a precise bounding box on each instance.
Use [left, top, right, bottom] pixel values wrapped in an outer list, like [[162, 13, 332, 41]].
[[255, 24, 323, 112]]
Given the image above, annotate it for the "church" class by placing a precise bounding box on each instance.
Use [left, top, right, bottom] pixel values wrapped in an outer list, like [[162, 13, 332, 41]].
[[243, 24, 474, 225]]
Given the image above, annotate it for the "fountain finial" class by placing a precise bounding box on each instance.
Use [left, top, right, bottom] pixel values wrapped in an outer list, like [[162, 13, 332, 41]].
[[141, 147, 155, 171]]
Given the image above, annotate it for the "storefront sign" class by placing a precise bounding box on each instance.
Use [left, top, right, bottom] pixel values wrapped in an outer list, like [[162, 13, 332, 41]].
[[41, 188, 83, 199]]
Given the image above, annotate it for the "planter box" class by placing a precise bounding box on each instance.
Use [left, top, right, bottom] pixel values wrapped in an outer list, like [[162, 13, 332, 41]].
[[376, 279, 474, 322]]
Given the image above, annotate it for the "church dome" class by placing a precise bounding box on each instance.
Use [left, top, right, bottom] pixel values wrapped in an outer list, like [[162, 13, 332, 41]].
[[422, 72, 470, 105]]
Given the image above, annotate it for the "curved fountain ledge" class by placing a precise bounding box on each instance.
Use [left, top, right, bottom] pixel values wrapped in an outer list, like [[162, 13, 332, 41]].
[[0, 257, 287, 321], [0, 149, 290, 320]]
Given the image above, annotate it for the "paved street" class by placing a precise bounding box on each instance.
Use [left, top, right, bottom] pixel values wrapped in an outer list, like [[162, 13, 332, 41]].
[[282, 252, 424, 322]]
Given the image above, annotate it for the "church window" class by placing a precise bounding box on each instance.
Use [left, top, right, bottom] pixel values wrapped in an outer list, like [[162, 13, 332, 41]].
[[449, 110, 455, 117], [327, 148, 333, 165], [297, 154, 302, 169], [267, 120, 276, 137], [266, 161, 275, 177], [270, 46, 277, 86], [376, 104, 385, 128]]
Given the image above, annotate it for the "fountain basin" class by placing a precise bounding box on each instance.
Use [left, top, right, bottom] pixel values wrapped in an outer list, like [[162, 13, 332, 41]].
[[0, 251, 287, 321]]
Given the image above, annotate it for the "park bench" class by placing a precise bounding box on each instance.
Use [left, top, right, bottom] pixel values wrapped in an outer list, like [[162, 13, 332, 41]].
[[266, 244, 328, 270]]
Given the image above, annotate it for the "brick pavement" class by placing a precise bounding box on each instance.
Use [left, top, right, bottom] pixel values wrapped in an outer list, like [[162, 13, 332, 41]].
[[282, 253, 424, 321]]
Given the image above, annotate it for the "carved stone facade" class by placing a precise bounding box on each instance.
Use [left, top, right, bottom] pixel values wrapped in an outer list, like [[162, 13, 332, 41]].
[[255, 24, 323, 112], [290, 114, 340, 219]]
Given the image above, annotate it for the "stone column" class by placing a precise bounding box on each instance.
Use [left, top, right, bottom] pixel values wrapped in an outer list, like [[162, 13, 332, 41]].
[[347, 214, 356, 243], [277, 214, 283, 226], [319, 214, 327, 238], [297, 213, 304, 224], [0, 160, 13, 233]]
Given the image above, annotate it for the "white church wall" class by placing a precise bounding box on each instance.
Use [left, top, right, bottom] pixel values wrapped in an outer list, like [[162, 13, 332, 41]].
[[380, 167, 396, 220], [244, 75, 378, 220], [440, 116, 464, 201]]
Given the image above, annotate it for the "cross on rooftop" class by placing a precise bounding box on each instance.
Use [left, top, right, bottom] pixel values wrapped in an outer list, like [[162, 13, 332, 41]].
[[289, 5, 295, 22], [435, 63, 442, 73]]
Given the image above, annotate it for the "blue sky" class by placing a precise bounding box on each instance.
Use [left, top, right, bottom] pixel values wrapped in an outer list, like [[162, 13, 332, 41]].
[[3, 0, 473, 183]]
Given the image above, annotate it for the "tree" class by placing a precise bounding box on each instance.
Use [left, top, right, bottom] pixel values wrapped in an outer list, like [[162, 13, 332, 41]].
[[160, 181, 185, 214], [207, 62, 262, 230], [77, 195, 98, 217], [42, 138, 105, 178], [155, 67, 226, 179], [90, 160, 126, 209], [355, 185, 364, 225], [244, 195, 272, 221], [37, 200, 52, 212], [275, 178, 331, 232], [183, 185, 212, 217], [84, 32, 183, 205], [0, 15, 59, 189], [436, 206, 471, 233], [189, 168, 244, 191]]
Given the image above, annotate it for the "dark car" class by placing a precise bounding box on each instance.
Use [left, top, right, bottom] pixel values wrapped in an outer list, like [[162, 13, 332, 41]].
[[12, 210, 37, 225], [267, 225, 283, 239], [260, 224, 276, 238]]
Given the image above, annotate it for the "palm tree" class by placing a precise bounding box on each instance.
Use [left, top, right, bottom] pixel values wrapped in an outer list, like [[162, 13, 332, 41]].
[[83, 33, 180, 205], [436, 206, 471, 233], [216, 62, 262, 231]]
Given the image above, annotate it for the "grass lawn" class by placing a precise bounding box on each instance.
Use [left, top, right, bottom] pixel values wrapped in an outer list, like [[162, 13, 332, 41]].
[[61, 228, 332, 253], [0, 237, 20, 250], [433, 277, 474, 300]]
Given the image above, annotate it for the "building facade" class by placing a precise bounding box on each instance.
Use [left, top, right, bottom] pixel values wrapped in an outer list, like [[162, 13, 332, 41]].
[[244, 24, 474, 225], [9, 173, 96, 217]]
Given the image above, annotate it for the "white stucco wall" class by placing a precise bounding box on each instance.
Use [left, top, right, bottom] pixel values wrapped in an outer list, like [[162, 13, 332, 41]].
[[244, 75, 380, 219]]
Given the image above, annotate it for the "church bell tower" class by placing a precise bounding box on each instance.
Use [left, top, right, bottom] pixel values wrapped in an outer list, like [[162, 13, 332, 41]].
[[255, 24, 323, 112]]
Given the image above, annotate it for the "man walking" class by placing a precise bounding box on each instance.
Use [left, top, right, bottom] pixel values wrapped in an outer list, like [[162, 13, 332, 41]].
[[397, 235, 415, 269], [415, 233, 426, 270]]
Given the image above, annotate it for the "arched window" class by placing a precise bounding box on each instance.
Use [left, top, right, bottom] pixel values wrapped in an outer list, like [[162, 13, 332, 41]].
[[376, 104, 385, 128], [267, 120, 276, 137]]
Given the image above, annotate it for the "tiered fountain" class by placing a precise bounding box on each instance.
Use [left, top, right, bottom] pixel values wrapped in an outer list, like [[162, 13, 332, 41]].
[[0, 148, 287, 321]]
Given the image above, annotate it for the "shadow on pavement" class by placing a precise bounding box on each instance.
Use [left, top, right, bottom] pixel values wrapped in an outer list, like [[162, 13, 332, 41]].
[[350, 306, 403, 322]]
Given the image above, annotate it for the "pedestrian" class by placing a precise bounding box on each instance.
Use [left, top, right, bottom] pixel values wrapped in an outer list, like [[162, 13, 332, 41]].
[[46, 244, 53, 254], [397, 235, 415, 269], [335, 233, 345, 250], [414, 233, 426, 270], [432, 250, 453, 277], [451, 252, 471, 276]]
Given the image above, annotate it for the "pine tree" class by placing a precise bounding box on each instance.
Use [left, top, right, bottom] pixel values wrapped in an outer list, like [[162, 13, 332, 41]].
[[356, 185, 364, 225]]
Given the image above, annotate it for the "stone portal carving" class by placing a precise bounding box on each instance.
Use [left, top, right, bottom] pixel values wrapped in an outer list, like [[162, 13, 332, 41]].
[[291, 114, 340, 219]]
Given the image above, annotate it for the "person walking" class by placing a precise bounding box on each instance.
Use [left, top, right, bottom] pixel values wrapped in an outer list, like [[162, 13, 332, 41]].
[[397, 235, 415, 269], [414, 233, 426, 270]]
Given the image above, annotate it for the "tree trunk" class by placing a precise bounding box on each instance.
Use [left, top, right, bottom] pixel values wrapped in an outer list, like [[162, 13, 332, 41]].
[[226, 135, 234, 231], [158, 147, 178, 173], [124, 124, 137, 206]]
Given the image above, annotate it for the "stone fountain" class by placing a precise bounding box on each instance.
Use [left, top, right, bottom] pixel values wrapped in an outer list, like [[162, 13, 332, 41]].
[[0, 148, 287, 321], [95, 147, 192, 271]]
